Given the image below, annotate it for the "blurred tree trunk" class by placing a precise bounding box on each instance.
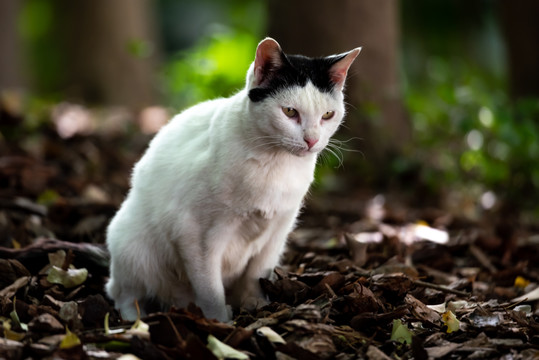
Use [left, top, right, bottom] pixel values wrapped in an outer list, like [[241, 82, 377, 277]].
[[54, 0, 160, 109], [0, 0, 25, 92], [268, 0, 409, 180], [501, 0, 539, 99]]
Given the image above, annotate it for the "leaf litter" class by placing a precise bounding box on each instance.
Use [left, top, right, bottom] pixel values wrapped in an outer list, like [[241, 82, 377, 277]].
[[1, 103, 539, 359]]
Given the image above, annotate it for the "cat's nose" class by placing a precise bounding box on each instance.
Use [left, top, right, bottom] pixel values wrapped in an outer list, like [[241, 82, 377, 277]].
[[304, 137, 319, 149]]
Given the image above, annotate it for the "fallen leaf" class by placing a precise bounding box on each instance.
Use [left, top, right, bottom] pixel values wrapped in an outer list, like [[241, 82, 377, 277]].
[[207, 334, 248, 360], [125, 325, 150, 341], [2, 320, 25, 341], [512, 286, 539, 303], [405, 294, 441, 324], [514, 276, 531, 289], [130, 318, 149, 333], [402, 223, 449, 245], [0, 338, 24, 358], [0, 277, 30, 298], [59, 301, 82, 330], [256, 326, 286, 344], [117, 355, 142, 360], [0, 259, 30, 289], [425, 342, 460, 359], [124, 300, 150, 340], [104, 312, 110, 335], [47, 266, 88, 288], [390, 319, 413, 344], [28, 313, 64, 333], [441, 311, 460, 333], [59, 327, 81, 349], [427, 303, 447, 313], [344, 232, 383, 266], [513, 304, 532, 314], [48, 250, 66, 268], [10, 297, 28, 331], [11, 239, 21, 249]]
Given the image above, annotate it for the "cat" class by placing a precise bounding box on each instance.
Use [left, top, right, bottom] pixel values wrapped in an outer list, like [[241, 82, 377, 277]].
[[105, 37, 361, 322]]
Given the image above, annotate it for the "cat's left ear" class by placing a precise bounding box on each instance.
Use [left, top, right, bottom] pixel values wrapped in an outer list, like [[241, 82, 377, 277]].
[[253, 37, 284, 87], [329, 47, 362, 91]]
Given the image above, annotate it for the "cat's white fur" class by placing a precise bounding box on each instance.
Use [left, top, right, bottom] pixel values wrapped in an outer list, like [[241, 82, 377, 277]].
[[106, 38, 360, 322]]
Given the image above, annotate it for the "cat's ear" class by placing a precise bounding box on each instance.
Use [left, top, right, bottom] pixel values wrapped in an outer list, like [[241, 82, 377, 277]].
[[329, 47, 362, 91], [253, 37, 284, 87]]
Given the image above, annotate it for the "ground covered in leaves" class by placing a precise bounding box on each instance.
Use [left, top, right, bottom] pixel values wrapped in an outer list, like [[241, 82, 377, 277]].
[[1, 103, 539, 359]]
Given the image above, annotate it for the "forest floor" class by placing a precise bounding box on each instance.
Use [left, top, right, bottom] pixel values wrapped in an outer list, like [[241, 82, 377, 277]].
[[1, 103, 539, 359]]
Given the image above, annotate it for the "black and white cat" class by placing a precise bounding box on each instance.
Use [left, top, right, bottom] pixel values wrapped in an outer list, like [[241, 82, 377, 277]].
[[105, 38, 361, 322]]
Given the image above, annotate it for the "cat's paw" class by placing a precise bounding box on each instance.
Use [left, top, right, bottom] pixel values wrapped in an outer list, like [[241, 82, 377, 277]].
[[225, 304, 233, 321], [118, 303, 147, 322], [202, 304, 232, 323], [241, 296, 269, 311]]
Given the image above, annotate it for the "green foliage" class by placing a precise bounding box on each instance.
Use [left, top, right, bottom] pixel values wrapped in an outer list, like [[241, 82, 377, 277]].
[[405, 56, 539, 209], [18, 0, 63, 96], [18, 0, 53, 40], [161, 30, 258, 110]]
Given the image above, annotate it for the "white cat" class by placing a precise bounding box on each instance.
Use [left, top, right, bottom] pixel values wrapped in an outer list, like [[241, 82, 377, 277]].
[[105, 38, 360, 322]]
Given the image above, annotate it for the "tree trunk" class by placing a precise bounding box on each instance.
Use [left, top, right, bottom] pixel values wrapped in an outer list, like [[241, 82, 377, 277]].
[[268, 0, 409, 173], [54, 0, 160, 109], [500, 0, 539, 99], [0, 0, 25, 91]]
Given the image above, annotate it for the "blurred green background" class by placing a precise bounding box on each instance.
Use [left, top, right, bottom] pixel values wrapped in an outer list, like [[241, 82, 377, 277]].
[[1, 0, 539, 220]]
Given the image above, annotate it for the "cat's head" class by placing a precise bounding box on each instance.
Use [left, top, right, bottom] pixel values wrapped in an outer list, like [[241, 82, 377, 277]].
[[245, 37, 360, 157]]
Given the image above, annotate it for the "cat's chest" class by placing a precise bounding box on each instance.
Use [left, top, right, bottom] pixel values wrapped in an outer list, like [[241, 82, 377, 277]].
[[218, 154, 315, 215]]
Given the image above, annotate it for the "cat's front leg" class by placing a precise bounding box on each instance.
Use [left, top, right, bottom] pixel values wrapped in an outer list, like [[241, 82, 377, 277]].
[[180, 225, 232, 322], [190, 267, 231, 322], [184, 260, 231, 321], [228, 213, 295, 311]]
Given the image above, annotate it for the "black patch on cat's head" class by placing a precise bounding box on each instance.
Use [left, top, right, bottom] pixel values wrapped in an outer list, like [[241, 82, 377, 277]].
[[248, 52, 346, 103]]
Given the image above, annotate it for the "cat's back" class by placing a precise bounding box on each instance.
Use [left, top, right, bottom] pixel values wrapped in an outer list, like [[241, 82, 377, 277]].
[[157, 97, 228, 148], [128, 95, 241, 205], [137, 96, 235, 169]]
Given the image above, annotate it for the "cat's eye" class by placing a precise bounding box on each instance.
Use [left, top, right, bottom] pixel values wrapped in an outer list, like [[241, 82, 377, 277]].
[[282, 107, 298, 118], [322, 111, 335, 120]]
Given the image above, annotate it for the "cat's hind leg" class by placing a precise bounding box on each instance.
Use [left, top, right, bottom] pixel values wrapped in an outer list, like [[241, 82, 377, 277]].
[[105, 211, 156, 321], [105, 276, 148, 321]]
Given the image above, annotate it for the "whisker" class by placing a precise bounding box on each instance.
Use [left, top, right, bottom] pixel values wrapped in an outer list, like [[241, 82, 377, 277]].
[[318, 151, 330, 167], [244, 134, 286, 152], [249, 141, 282, 151], [331, 143, 345, 159], [343, 100, 358, 111], [329, 146, 345, 166], [321, 144, 344, 168], [339, 123, 352, 131], [328, 138, 364, 154], [332, 136, 364, 143], [245, 135, 281, 145]]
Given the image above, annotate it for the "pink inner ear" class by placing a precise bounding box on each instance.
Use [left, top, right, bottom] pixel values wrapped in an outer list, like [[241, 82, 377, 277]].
[[330, 47, 361, 90], [254, 38, 283, 86], [330, 69, 347, 86]]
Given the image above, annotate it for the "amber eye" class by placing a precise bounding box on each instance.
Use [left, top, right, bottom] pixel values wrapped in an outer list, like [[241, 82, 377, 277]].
[[282, 107, 298, 118], [322, 111, 335, 120]]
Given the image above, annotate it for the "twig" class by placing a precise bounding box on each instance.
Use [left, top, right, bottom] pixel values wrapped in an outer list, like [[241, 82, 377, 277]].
[[412, 279, 470, 297], [324, 283, 337, 298], [0, 237, 109, 274], [469, 244, 497, 273]]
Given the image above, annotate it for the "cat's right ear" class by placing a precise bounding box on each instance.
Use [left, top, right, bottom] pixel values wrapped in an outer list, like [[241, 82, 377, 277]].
[[253, 38, 284, 87]]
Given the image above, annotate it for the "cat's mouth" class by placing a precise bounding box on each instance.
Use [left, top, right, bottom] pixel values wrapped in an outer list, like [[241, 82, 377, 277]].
[[293, 146, 317, 157], [280, 139, 317, 157]]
